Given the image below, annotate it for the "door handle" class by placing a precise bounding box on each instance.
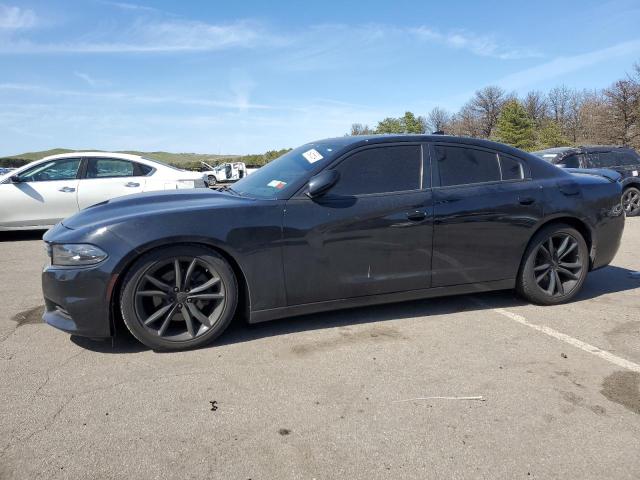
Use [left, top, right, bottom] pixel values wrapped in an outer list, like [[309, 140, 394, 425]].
[[518, 197, 535, 205], [125, 182, 140, 188], [406, 211, 427, 222], [58, 186, 76, 193]]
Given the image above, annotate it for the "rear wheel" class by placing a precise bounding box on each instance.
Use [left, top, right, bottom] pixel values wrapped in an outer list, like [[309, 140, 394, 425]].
[[517, 224, 588, 305], [120, 245, 237, 350], [622, 187, 640, 217]]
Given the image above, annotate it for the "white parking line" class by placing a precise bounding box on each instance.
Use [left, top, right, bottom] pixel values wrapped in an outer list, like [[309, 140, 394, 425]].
[[485, 305, 640, 373]]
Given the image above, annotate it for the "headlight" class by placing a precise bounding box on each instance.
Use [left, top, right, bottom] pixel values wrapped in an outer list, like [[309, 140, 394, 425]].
[[50, 244, 108, 266]]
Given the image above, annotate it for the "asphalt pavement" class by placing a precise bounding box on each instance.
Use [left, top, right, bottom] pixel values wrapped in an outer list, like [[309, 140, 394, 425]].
[[1, 220, 639, 479]]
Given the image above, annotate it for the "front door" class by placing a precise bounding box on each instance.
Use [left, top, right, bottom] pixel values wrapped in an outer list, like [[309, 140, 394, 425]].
[[282, 144, 434, 306], [431, 143, 543, 286], [0, 157, 81, 228]]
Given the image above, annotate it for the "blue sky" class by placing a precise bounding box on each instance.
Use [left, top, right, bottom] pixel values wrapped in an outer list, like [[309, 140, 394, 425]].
[[1, 0, 640, 155]]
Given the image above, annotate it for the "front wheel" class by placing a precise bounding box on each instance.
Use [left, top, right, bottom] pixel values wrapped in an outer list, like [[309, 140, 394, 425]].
[[120, 245, 238, 350], [622, 187, 640, 217], [207, 175, 217, 187], [516, 224, 588, 305]]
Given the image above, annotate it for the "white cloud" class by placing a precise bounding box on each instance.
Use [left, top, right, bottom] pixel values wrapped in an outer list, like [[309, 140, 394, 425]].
[[0, 10, 535, 62], [409, 27, 542, 60], [497, 39, 640, 90], [0, 82, 277, 110], [0, 4, 36, 29], [0, 19, 278, 53], [74, 71, 111, 88], [97, 1, 160, 13]]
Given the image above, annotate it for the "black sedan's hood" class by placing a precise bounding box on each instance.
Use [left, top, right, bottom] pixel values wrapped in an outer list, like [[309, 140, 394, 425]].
[[62, 189, 251, 230]]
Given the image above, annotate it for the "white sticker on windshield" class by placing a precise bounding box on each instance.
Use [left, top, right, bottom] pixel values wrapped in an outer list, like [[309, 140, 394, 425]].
[[302, 148, 324, 163], [633, 170, 638, 177], [267, 180, 287, 189]]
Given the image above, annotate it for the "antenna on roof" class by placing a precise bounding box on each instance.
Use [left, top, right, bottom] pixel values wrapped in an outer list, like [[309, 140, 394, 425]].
[[432, 130, 445, 135]]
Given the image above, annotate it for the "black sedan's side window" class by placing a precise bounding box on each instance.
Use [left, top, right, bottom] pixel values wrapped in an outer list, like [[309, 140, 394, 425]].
[[435, 145, 500, 187], [499, 155, 525, 180], [330, 145, 422, 196]]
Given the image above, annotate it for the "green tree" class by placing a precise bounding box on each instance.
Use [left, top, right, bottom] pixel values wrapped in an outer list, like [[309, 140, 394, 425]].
[[494, 100, 536, 150], [374, 111, 426, 134], [536, 119, 570, 149], [402, 111, 426, 134], [375, 117, 404, 134]]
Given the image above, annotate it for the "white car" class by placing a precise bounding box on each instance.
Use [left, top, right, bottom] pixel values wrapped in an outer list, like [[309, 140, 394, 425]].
[[0, 152, 207, 231]]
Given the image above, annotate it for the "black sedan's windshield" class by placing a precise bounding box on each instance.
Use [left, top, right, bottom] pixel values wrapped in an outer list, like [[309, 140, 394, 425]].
[[232, 142, 344, 198]]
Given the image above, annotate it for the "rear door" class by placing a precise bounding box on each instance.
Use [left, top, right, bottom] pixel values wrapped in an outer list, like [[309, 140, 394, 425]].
[[282, 143, 434, 305], [77, 157, 149, 209], [431, 143, 543, 287], [0, 157, 81, 228], [612, 150, 640, 182]]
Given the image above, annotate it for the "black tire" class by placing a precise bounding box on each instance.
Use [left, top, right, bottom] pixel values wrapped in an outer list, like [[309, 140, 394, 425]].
[[622, 186, 640, 217], [207, 175, 217, 187], [120, 245, 237, 351], [516, 224, 588, 305]]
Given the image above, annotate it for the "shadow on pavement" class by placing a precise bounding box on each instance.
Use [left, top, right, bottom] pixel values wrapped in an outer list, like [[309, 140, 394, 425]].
[[69, 265, 640, 354], [574, 265, 640, 300], [71, 334, 147, 353], [0, 230, 46, 242]]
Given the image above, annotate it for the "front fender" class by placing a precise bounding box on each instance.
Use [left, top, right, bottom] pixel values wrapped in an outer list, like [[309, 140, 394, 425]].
[[106, 203, 287, 312]]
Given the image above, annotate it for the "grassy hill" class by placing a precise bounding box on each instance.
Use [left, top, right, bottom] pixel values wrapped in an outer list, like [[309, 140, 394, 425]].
[[0, 147, 291, 170]]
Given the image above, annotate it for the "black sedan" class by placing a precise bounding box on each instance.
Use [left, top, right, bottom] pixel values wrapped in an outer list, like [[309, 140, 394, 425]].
[[42, 135, 625, 350]]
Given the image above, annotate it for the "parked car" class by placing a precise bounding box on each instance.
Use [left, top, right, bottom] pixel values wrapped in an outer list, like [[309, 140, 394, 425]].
[[0, 152, 207, 230], [201, 161, 257, 186], [533, 145, 640, 216], [42, 135, 624, 350]]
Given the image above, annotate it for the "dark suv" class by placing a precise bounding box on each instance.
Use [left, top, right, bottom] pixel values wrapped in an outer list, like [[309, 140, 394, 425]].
[[533, 146, 640, 216]]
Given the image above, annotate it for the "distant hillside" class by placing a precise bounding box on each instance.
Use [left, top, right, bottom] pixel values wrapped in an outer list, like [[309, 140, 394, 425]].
[[0, 147, 291, 170]]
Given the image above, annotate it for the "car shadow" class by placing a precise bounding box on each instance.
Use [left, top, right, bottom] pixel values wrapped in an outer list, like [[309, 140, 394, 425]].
[[70, 265, 640, 354], [0, 230, 46, 242], [574, 265, 640, 301]]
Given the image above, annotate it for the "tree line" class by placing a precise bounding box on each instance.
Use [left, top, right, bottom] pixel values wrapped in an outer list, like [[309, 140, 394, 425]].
[[172, 148, 292, 170], [349, 62, 640, 152]]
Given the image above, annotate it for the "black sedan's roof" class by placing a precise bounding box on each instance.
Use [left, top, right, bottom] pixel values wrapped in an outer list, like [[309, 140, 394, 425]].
[[313, 134, 536, 159]]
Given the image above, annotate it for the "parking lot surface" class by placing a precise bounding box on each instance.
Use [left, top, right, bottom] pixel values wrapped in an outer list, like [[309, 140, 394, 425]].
[[1, 220, 639, 479]]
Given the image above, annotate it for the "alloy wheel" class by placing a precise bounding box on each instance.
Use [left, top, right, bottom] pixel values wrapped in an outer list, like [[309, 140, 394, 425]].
[[533, 233, 584, 297], [622, 189, 640, 215], [134, 257, 226, 341]]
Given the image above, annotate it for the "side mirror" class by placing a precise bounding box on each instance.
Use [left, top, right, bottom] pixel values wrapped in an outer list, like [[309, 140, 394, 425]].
[[10, 175, 22, 183], [306, 170, 339, 198]]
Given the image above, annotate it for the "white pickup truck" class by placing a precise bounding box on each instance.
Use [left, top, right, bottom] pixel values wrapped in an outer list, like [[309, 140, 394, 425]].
[[201, 161, 258, 186]]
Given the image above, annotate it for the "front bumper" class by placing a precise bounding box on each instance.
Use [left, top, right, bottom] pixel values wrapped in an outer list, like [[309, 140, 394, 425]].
[[42, 266, 115, 337]]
